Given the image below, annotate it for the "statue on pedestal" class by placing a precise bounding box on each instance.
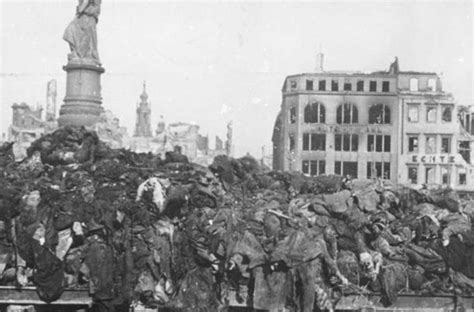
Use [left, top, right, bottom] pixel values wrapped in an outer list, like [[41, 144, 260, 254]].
[[63, 0, 101, 64]]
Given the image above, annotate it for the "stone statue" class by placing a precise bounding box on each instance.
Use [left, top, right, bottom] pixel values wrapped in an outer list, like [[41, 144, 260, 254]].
[[63, 0, 101, 64]]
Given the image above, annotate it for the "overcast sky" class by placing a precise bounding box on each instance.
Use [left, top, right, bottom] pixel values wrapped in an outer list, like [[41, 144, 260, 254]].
[[1, 0, 473, 157]]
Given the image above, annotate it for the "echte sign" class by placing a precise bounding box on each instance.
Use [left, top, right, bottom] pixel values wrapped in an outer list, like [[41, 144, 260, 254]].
[[411, 154, 456, 164]]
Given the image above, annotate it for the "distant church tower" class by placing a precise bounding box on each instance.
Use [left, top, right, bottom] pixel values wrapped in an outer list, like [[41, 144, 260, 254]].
[[134, 81, 152, 137]]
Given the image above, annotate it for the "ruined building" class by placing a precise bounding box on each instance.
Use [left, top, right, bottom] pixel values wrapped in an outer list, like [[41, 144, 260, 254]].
[[128, 84, 233, 165], [8, 80, 59, 159], [273, 56, 474, 192]]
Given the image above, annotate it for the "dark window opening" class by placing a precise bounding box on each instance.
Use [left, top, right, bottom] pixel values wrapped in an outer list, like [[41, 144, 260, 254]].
[[318, 80, 326, 91], [289, 107, 296, 124], [290, 80, 297, 90], [369, 103, 391, 124], [331, 80, 339, 91], [344, 82, 352, 91], [289, 135, 295, 151], [382, 81, 390, 92], [441, 137, 451, 153], [408, 167, 418, 184], [337, 103, 358, 124], [376, 135, 383, 152], [441, 167, 450, 185], [303, 133, 326, 151], [304, 102, 325, 123], [369, 81, 377, 92], [334, 161, 358, 178], [306, 80, 313, 91], [368, 135, 390, 152], [303, 133, 309, 151], [367, 162, 390, 179], [384, 135, 391, 152], [302, 160, 325, 176], [442, 106, 452, 122], [408, 136, 419, 153], [459, 171, 467, 185], [311, 133, 326, 151], [459, 141, 471, 164], [335, 134, 358, 152], [357, 80, 364, 91]]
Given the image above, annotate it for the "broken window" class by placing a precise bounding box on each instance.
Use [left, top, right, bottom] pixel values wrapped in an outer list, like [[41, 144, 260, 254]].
[[426, 106, 437, 123], [458, 168, 467, 185], [458, 141, 471, 164], [336, 103, 358, 124], [303, 133, 309, 151], [304, 102, 325, 123], [428, 78, 436, 91], [369, 103, 391, 124], [334, 161, 358, 178], [367, 162, 390, 179], [302, 160, 325, 176], [289, 107, 296, 124], [408, 105, 419, 122], [367, 135, 390, 152], [441, 137, 451, 153], [318, 80, 326, 91], [303, 133, 326, 151], [425, 166, 435, 184], [425, 136, 437, 154], [344, 82, 352, 91], [289, 134, 295, 151], [311, 133, 326, 151], [410, 78, 418, 91], [441, 166, 450, 185], [290, 80, 297, 90], [335, 134, 358, 151], [382, 81, 390, 92], [408, 136, 419, 153], [384, 135, 391, 152], [357, 80, 364, 91], [442, 106, 452, 122], [408, 166, 418, 184], [306, 80, 313, 91], [369, 81, 377, 92], [331, 80, 339, 91]]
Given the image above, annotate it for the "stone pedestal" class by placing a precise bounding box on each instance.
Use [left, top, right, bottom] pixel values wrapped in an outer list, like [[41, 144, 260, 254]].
[[58, 61, 105, 127]]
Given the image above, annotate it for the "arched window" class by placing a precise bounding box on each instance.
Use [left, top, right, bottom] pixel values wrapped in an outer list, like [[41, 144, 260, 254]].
[[369, 104, 391, 124], [304, 102, 325, 123], [337, 103, 358, 124]]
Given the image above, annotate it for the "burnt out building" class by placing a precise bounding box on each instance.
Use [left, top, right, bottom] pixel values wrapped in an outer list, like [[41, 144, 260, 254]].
[[272, 57, 474, 190]]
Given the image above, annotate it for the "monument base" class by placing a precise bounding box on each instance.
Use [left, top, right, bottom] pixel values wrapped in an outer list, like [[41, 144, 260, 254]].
[[58, 60, 105, 128]]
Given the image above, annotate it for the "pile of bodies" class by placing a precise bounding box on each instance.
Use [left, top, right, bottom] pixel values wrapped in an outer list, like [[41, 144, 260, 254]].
[[0, 127, 474, 312]]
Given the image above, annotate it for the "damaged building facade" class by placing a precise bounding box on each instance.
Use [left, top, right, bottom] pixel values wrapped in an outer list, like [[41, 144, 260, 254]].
[[127, 83, 233, 166], [273, 57, 474, 191]]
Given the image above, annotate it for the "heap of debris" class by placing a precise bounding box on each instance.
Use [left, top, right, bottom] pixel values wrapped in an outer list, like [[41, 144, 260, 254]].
[[1, 127, 474, 311]]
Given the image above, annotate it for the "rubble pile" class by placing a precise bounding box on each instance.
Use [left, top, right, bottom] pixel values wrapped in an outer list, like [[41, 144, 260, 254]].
[[1, 127, 474, 311]]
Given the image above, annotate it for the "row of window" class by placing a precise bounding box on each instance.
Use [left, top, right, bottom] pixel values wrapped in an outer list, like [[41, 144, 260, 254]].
[[407, 165, 467, 185], [302, 161, 391, 179], [291, 79, 392, 93], [291, 133, 391, 152], [303, 161, 467, 186], [290, 77, 437, 93], [291, 103, 391, 125], [407, 104, 452, 123], [407, 135, 452, 154]]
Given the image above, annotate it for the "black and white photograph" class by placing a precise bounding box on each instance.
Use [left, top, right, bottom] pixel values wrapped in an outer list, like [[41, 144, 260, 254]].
[[0, 0, 473, 311]]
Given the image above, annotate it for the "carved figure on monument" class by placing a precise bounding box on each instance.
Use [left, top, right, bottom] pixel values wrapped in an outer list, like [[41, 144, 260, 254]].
[[63, 0, 101, 64]]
